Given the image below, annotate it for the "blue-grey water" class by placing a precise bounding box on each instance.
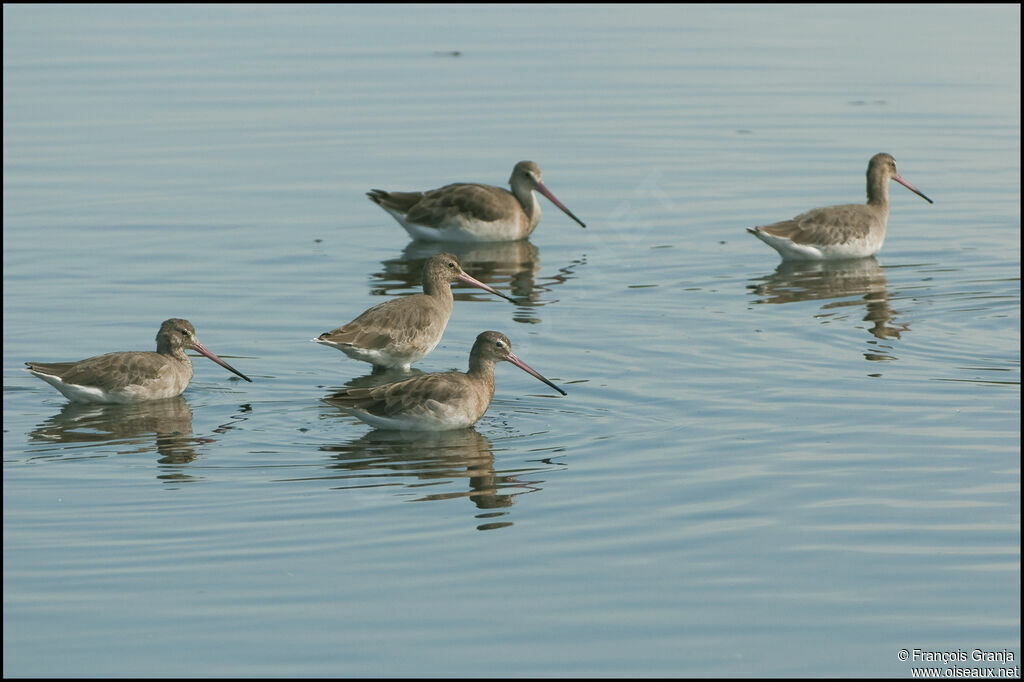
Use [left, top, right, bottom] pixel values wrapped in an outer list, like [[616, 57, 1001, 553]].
[[3, 4, 1019, 678]]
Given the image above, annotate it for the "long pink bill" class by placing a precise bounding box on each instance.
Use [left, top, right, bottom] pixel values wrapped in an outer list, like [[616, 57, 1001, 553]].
[[506, 351, 567, 396], [536, 181, 587, 228], [457, 270, 517, 303], [191, 341, 253, 382], [894, 175, 934, 204]]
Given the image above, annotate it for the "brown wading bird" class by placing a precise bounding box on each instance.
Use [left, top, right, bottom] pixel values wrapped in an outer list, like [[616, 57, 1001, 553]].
[[314, 253, 515, 372], [748, 153, 933, 261], [26, 318, 251, 404], [324, 331, 566, 431], [367, 160, 586, 242]]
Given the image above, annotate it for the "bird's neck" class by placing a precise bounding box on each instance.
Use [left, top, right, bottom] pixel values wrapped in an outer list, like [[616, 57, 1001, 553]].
[[866, 173, 890, 207], [511, 183, 542, 228], [158, 342, 189, 362], [423, 275, 455, 304], [467, 354, 496, 380]]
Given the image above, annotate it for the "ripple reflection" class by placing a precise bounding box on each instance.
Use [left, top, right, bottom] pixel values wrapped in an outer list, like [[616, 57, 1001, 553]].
[[369, 240, 586, 324], [27, 397, 202, 481], [315, 424, 553, 530], [748, 258, 907, 360]]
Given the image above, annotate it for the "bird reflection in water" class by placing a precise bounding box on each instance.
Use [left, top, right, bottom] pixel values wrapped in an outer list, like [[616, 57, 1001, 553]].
[[369, 240, 586, 325], [28, 397, 251, 483], [748, 258, 908, 361], [317, 425, 552, 531]]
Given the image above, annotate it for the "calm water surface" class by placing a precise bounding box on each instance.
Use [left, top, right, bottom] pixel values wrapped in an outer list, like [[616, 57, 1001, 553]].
[[3, 4, 1019, 677]]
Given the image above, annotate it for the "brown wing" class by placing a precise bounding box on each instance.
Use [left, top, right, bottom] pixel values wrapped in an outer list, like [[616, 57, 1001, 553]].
[[327, 371, 473, 418], [28, 352, 172, 391], [319, 296, 445, 349], [404, 184, 517, 227], [367, 189, 425, 213], [757, 204, 871, 245], [25, 361, 79, 378]]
